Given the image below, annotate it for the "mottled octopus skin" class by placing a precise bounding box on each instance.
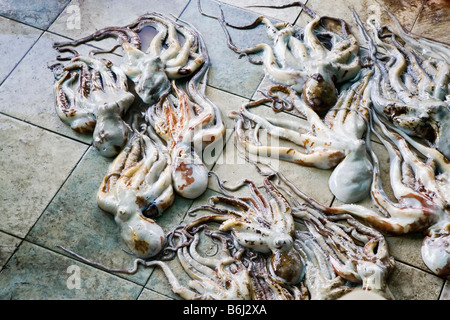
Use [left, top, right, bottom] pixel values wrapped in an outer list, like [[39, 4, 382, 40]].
[[353, 11, 450, 159], [231, 70, 373, 204], [96, 125, 174, 258], [205, 4, 361, 116], [187, 176, 307, 286], [52, 55, 135, 157]]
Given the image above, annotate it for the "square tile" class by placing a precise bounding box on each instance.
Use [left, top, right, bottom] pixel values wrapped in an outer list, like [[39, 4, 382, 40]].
[[387, 261, 445, 300], [0, 16, 42, 84], [0, 0, 70, 30], [0, 241, 142, 299], [180, 0, 268, 98], [0, 114, 88, 238], [48, 0, 190, 39], [411, 0, 450, 43], [27, 146, 193, 285]]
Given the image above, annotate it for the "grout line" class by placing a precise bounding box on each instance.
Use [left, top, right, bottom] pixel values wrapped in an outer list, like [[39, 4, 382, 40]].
[[0, 0, 73, 88], [0, 112, 92, 147], [410, 0, 428, 33], [0, 14, 47, 32], [293, 0, 309, 25], [19, 147, 91, 244], [45, 0, 73, 32], [0, 31, 44, 88]]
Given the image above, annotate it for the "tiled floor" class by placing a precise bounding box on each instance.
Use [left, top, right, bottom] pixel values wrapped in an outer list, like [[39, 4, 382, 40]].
[[0, 0, 448, 300]]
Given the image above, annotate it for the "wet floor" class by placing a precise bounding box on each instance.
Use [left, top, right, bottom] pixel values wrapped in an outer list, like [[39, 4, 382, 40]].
[[0, 0, 449, 300]]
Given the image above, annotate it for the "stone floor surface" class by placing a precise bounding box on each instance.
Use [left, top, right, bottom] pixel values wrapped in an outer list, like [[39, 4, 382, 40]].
[[0, 0, 449, 300]]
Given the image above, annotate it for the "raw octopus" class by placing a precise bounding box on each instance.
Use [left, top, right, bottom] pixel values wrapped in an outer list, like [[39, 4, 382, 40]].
[[200, 0, 374, 204], [52, 13, 224, 259], [199, 0, 361, 116], [147, 167, 394, 300], [145, 28, 225, 199], [96, 119, 173, 258], [51, 54, 135, 157], [51, 12, 209, 158], [353, 10, 449, 159]]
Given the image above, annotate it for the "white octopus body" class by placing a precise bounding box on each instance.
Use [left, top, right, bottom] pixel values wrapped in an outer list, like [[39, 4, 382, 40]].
[[354, 13, 450, 159], [96, 124, 174, 258], [148, 231, 253, 300], [188, 176, 305, 285], [52, 55, 135, 157], [212, 8, 361, 115], [231, 70, 373, 204]]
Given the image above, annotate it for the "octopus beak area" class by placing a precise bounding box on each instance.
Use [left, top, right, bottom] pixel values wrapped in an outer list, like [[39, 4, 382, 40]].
[[302, 73, 338, 117], [119, 213, 165, 259], [269, 249, 305, 285], [269, 235, 305, 284], [421, 232, 450, 278]]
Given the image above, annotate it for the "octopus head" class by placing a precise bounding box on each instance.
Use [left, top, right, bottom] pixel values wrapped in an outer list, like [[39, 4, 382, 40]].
[[421, 230, 450, 278], [302, 73, 338, 116], [136, 55, 170, 104], [328, 141, 373, 203], [171, 146, 209, 199], [118, 210, 165, 259], [121, 43, 170, 104], [268, 234, 305, 284], [93, 104, 130, 157]]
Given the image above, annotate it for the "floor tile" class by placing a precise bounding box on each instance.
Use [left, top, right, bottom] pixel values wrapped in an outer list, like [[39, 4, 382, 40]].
[[440, 281, 450, 300], [411, 0, 450, 43], [201, 86, 250, 169], [0, 16, 42, 84], [0, 31, 93, 143], [26, 146, 193, 286], [386, 234, 430, 273], [48, 0, 190, 40], [218, 0, 306, 23], [0, 241, 142, 299], [0, 114, 88, 238], [0, 231, 21, 269], [387, 261, 445, 300], [180, 0, 268, 98], [138, 288, 173, 300], [0, 0, 70, 30], [145, 189, 221, 299]]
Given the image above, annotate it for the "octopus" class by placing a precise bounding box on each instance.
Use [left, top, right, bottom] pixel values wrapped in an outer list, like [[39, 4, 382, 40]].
[[261, 166, 395, 299], [187, 175, 304, 286], [353, 10, 450, 159], [53, 13, 205, 105], [50, 53, 135, 157], [199, 0, 361, 116], [230, 70, 374, 204], [56, 165, 395, 299], [145, 29, 225, 199], [336, 110, 450, 278], [153, 224, 308, 300], [96, 118, 174, 258], [147, 167, 394, 300]]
